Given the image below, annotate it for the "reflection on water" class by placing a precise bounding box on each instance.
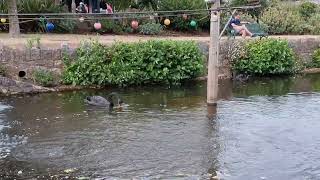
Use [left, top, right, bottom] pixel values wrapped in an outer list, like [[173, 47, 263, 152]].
[[0, 74, 320, 179]]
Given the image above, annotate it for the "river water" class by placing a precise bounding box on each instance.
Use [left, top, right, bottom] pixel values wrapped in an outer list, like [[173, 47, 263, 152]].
[[1, 74, 320, 179]]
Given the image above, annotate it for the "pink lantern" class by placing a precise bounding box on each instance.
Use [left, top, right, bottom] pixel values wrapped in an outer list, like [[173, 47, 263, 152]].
[[94, 22, 102, 30], [131, 20, 139, 30]]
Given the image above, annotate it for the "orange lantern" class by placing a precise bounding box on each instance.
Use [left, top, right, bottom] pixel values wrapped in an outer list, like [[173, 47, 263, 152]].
[[164, 19, 171, 26]]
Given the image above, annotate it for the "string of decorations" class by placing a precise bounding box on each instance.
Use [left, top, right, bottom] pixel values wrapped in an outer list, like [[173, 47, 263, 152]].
[[0, 12, 208, 31], [0, 5, 260, 31]]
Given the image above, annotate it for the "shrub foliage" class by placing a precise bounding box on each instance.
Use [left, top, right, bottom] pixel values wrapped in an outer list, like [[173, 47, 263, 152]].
[[233, 39, 296, 75], [260, 4, 304, 35], [139, 23, 163, 35], [311, 49, 320, 68], [63, 40, 204, 86], [33, 69, 55, 87], [299, 1, 317, 19]]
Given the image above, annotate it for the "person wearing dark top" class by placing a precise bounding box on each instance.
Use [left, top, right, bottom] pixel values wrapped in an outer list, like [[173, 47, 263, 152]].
[[100, 0, 107, 9], [229, 13, 253, 38]]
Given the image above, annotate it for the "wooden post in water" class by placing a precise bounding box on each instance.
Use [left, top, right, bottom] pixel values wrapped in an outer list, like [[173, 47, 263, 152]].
[[207, 0, 220, 105]]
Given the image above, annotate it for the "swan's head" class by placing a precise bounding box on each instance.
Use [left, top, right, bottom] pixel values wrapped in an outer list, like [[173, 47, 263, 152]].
[[118, 98, 124, 105], [107, 92, 124, 108]]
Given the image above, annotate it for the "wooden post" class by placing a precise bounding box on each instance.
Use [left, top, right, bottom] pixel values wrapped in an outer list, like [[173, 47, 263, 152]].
[[207, 104, 217, 120], [8, 0, 20, 38], [207, 0, 220, 105], [89, 0, 93, 13], [54, 0, 60, 6], [71, 0, 76, 13]]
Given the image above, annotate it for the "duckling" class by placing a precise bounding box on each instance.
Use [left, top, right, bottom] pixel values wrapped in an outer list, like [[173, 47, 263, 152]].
[[234, 74, 250, 82], [85, 92, 123, 108]]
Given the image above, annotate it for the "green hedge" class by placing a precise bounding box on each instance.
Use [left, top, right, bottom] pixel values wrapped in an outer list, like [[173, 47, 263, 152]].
[[62, 40, 204, 86], [32, 69, 55, 87], [0, 64, 6, 76], [311, 49, 320, 68], [139, 23, 163, 35], [232, 38, 296, 75], [299, 1, 317, 19], [260, 4, 304, 35], [260, 2, 320, 35]]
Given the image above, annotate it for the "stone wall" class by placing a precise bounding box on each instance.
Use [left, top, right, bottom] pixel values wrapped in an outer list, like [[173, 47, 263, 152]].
[[0, 37, 319, 80], [0, 43, 76, 79], [287, 37, 320, 63]]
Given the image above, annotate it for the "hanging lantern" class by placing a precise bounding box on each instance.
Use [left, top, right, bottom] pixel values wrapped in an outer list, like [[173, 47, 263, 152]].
[[131, 20, 139, 30], [0, 18, 6, 23], [164, 19, 171, 26], [79, 17, 85, 23], [94, 22, 102, 30], [182, 14, 188, 20], [39, 16, 45, 23], [190, 20, 197, 27], [46, 22, 55, 32]]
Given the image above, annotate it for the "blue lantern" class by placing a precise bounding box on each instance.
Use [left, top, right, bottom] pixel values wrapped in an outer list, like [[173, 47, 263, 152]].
[[46, 22, 55, 32]]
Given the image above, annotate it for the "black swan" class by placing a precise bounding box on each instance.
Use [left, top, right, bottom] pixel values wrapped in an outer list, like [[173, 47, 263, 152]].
[[85, 92, 123, 108]]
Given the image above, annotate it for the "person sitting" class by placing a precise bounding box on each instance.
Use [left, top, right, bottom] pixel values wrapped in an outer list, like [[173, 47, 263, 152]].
[[100, 0, 107, 9], [229, 13, 253, 38], [106, 3, 113, 13], [99, 0, 113, 14], [76, 2, 88, 13]]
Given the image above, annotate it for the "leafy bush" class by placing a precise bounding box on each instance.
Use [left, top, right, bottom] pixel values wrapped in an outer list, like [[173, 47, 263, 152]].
[[26, 36, 41, 49], [0, 0, 8, 13], [55, 19, 77, 33], [136, 0, 158, 10], [299, 1, 317, 19], [233, 38, 296, 75], [0, 65, 6, 76], [307, 14, 320, 35], [311, 49, 320, 68], [33, 69, 55, 87], [62, 41, 110, 86], [100, 19, 124, 34], [158, 0, 208, 31], [231, 0, 270, 19], [19, 0, 61, 13], [18, 0, 63, 32], [260, 4, 305, 34], [63, 40, 204, 86], [139, 23, 163, 35]]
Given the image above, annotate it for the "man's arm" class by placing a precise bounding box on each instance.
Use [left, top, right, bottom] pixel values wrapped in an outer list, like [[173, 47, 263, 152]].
[[231, 23, 241, 28], [240, 21, 250, 24]]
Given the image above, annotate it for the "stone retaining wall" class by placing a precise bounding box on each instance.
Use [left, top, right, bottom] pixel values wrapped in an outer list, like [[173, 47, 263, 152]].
[[0, 44, 76, 79], [0, 37, 319, 80]]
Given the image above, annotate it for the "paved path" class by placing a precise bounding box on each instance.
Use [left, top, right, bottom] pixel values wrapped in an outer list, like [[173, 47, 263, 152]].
[[0, 33, 319, 48]]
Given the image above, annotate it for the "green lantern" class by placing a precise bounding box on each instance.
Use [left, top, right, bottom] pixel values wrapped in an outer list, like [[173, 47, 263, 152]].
[[190, 20, 197, 27]]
